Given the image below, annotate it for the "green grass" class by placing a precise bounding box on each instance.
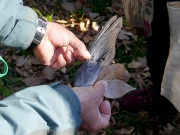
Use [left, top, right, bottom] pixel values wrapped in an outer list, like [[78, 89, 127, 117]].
[[113, 110, 151, 135], [0, 71, 25, 98], [115, 37, 146, 64]]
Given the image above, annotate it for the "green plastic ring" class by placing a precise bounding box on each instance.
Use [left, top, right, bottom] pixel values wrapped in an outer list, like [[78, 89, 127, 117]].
[[0, 56, 8, 77]]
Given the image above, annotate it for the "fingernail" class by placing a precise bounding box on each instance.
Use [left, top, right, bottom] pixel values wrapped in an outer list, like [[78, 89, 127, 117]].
[[84, 51, 91, 59]]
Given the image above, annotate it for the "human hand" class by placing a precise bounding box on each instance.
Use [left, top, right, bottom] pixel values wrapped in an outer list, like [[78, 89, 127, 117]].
[[72, 80, 111, 133], [33, 22, 91, 69]]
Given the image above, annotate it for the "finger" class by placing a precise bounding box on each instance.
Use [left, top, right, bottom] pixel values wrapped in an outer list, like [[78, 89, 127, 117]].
[[51, 54, 67, 69], [69, 32, 91, 60], [93, 80, 108, 96], [99, 101, 111, 128], [48, 47, 65, 66], [64, 50, 75, 65]]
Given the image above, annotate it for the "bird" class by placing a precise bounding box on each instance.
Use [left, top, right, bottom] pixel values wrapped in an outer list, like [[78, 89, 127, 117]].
[[73, 15, 122, 87]]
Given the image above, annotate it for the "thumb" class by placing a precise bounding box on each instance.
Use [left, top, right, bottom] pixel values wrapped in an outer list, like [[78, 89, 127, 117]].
[[99, 101, 111, 128], [93, 80, 108, 96]]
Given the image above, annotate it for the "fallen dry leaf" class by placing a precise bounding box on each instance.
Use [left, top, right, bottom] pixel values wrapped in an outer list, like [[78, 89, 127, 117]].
[[79, 21, 88, 32], [83, 34, 92, 43], [24, 56, 32, 69], [118, 33, 129, 40], [130, 26, 144, 36], [120, 29, 133, 36], [128, 60, 142, 68], [60, 67, 66, 74], [23, 70, 31, 78], [106, 7, 114, 13], [23, 76, 43, 86], [54, 20, 68, 24], [114, 130, 121, 135], [137, 57, 147, 67], [104, 80, 136, 99], [16, 56, 25, 67], [96, 63, 130, 82], [134, 75, 146, 87], [88, 12, 99, 20], [131, 35, 138, 41], [120, 127, 134, 135], [74, 0, 82, 9], [42, 66, 56, 80], [101, 131, 106, 135], [61, 2, 77, 12], [12, 55, 18, 61], [31, 56, 41, 65], [163, 123, 175, 131], [92, 21, 100, 32], [15, 67, 23, 76], [111, 116, 116, 124]]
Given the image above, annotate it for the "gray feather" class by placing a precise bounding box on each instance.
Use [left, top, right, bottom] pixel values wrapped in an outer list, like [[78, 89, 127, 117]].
[[73, 15, 122, 87]]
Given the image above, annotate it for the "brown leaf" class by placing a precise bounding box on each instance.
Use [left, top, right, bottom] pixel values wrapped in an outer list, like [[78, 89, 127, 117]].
[[0, 50, 6, 57], [54, 20, 68, 24], [104, 80, 136, 99], [120, 30, 133, 36], [23, 70, 31, 78], [61, 2, 77, 12], [74, 0, 82, 10], [26, 68, 33, 74], [92, 21, 100, 32], [134, 76, 146, 87], [83, 34, 92, 43], [112, 100, 120, 110], [114, 130, 121, 135], [163, 123, 175, 131], [149, 130, 153, 135], [92, 16, 106, 22], [118, 33, 129, 40], [137, 57, 147, 67], [75, 31, 84, 38], [12, 55, 18, 61], [101, 131, 106, 135], [112, 0, 122, 11], [110, 116, 116, 124], [24, 56, 32, 69], [60, 67, 66, 74], [79, 22, 87, 32], [23, 76, 43, 86], [31, 56, 41, 65], [131, 35, 138, 41], [96, 63, 130, 82], [128, 61, 142, 68], [42, 66, 56, 80], [130, 26, 144, 36], [120, 127, 134, 135], [88, 12, 100, 20], [16, 56, 26, 67], [15, 67, 23, 76]]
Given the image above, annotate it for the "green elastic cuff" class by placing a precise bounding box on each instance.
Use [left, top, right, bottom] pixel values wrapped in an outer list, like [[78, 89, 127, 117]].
[[0, 56, 8, 77]]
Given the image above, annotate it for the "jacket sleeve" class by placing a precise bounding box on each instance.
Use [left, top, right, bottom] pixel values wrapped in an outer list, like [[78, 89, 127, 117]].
[[0, 0, 38, 50], [0, 82, 82, 135]]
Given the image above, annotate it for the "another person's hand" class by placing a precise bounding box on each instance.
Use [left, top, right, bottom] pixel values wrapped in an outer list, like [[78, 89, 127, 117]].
[[33, 22, 91, 69], [72, 80, 111, 133]]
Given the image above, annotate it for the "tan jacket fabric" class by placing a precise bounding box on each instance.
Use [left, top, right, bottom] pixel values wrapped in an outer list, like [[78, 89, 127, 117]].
[[161, 2, 180, 112]]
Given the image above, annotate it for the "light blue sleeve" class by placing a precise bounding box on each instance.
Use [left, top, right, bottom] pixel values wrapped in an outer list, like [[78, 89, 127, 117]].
[[0, 82, 82, 135], [0, 0, 38, 50]]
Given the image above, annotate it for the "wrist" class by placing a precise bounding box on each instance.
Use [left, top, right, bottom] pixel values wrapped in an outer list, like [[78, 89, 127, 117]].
[[26, 17, 47, 51]]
